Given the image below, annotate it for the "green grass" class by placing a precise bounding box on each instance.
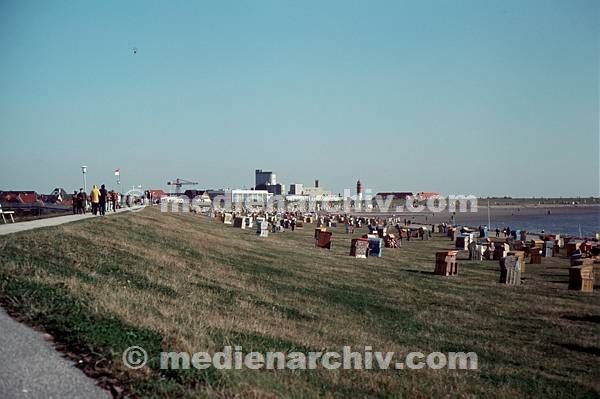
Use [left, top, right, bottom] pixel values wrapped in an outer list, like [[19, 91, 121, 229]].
[[0, 207, 599, 398]]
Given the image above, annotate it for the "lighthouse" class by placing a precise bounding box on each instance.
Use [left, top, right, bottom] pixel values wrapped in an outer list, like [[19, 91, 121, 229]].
[[357, 180, 363, 202]]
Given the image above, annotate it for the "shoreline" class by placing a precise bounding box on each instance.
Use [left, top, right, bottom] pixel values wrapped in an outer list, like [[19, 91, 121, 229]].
[[343, 205, 599, 237], [348, 204, 600, 217]]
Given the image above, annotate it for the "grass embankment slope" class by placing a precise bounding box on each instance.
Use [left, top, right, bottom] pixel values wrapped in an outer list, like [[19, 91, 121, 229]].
[[0, 207, 598, 398]]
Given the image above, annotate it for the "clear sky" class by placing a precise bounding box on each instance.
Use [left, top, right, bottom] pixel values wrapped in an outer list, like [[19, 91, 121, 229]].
[[0, 0, 598, 197]]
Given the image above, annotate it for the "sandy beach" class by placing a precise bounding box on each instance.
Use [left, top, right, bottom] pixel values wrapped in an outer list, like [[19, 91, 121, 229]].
[[350, 204, 599, 236], [353, 204, 598, 220]]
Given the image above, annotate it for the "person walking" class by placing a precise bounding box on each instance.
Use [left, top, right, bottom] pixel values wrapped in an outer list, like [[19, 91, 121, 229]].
[[77, 188, 87, 214], [72, 191, 78, 214], [110, 191, 117, 212], [99, 184, 108, 216], [90, 185, 100, 215]]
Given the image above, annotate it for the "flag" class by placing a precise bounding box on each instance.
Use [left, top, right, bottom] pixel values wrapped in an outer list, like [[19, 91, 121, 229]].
[[114, 169, 120, 176]]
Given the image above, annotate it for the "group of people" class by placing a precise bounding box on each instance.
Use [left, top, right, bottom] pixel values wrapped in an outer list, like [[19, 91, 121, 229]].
[[495, 226, 513, 238], [72, 185, 120, 216], [272, 212, 298, 232]]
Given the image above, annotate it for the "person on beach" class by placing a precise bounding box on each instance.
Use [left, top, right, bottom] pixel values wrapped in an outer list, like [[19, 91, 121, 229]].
[[495, 228, 500, 238], [90, 185, 100, 215], [99, 184, 108, 216]]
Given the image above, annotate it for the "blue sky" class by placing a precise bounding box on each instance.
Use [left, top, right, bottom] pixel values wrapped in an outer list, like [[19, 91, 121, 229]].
[[0, 0, 598, 196]]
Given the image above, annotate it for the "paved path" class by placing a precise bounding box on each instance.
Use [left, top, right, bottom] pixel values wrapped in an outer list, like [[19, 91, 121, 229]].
[[0, 309, 111, 398], [0, 207, 144, 398], [0, 206, 143, 235]]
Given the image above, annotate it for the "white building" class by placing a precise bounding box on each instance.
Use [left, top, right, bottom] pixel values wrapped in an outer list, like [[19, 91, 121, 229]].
[[289, 183, 303, 195], [302, 186, 326, 198], [227, 189, 271, 210]]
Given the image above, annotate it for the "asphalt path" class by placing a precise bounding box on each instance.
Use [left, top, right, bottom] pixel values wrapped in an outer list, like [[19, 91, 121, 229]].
[[0, 206, 144, 398]]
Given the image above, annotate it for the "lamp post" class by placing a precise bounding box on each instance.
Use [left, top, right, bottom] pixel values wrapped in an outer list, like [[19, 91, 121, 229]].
[[81, 165, 87, 193]]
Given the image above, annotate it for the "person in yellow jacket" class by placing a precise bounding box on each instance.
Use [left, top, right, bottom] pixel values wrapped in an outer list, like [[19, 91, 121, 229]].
[[90, 185, 100, 215]]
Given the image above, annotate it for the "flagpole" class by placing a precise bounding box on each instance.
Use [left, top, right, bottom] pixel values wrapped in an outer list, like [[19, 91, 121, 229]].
[[115, 169, 121, 190]]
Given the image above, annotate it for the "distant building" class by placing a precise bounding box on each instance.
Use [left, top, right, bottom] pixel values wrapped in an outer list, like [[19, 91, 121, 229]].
[[147, 189, 167, 201], [302, 187, 323, 197], [227, 189, 271, 210], [206, 189, 226, 201], [0, 190, 68, 215], [286, 194, 311, 202], [255, 169, 285, 196], [0, 191, 41, 205], [46, 188, 68, 203], [255, 169, 276, 188], [183, 189, 209, 200], [181, 190, 212, 209], [297, 179, 342, 202], [288, 183, 303, 195], [269, 183, 285, 196], [415, 192, 440, 200], [375, 192, 413, 200], [255, 183, 285, 196]]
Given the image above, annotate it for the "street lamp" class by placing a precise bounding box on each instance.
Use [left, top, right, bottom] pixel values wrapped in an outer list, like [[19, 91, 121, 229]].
[[81, 165, 87, 193]]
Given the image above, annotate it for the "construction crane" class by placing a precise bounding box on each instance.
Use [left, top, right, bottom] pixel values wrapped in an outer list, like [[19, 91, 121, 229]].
[[167, 178, 198, 194]]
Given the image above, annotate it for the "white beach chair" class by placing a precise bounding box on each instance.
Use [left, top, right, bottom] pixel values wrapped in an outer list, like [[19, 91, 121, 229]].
[[0, 204, 15, 224]]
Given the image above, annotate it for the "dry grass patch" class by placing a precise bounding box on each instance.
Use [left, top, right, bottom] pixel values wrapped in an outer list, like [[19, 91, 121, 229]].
[[0, 207, 599, 397]]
